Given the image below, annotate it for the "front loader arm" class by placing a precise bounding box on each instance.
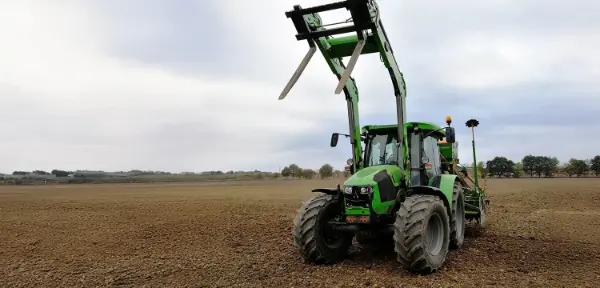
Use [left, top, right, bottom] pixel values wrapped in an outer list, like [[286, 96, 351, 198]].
[[278, 0, 408, 176], [279, 6, 363, 172]]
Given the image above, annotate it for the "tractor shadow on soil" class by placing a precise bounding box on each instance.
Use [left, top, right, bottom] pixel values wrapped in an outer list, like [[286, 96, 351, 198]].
[[342, 223, 486, 268], [339, 222, 600, 275]]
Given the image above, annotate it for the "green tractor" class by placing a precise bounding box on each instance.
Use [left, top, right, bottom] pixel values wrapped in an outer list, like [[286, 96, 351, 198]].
[[279, 0, 489, 274]]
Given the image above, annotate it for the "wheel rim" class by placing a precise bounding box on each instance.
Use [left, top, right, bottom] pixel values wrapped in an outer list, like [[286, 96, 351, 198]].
[[320, 206, 345, 248], [426, 213, 444, 255], [322, 222, 344, 248], [457, 197, 464, 236]]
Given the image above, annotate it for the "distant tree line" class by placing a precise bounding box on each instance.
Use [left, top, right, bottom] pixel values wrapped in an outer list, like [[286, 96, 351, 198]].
[[476, 155, 600, 178], [279, 163, 349, 179], [0, 169, 280, 185], [0, 164, 348, 185], [5, 154, 598, 186]]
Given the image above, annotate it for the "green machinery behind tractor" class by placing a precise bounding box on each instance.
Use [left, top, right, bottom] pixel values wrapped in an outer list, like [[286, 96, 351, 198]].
[[278, 0, 489, 274]]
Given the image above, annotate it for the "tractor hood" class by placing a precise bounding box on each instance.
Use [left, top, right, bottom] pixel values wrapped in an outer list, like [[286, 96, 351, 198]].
[[344, 165, 401, 186]]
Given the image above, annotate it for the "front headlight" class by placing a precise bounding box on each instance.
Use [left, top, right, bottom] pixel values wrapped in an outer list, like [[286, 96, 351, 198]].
[[343, 186, 372, 195], [360, 186, 372, 194], [344, 186, 353, 194]]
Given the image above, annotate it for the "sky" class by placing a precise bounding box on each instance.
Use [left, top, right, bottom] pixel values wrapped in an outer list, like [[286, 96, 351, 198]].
[[0, 0, 598, 173]]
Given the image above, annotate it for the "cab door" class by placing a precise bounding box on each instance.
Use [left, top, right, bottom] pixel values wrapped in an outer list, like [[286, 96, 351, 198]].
[[423, 135, 443, 178]]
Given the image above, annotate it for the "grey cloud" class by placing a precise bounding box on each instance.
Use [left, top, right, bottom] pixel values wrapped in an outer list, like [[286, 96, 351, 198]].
[[3, 0, 598, 172], [83, 0, 600, 170], [416, 83, 598, 128], [132, 121, 253, 172], [391, 1, 600, 37], [281, 120, 353, 159], [345, 79, 598, 163], [359, 79, 598, 126], [129, 120, 337, 172], [89, 0, 600, 82], [268, 63, 599, 165], [91, 0, 245, 76]]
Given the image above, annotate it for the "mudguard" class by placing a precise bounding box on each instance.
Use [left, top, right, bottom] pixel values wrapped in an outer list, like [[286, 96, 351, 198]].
[[311, 187, 341, 195], [430, 174, 459, 211], [404, 174, 458, 214], [405, 185, 450, 216]]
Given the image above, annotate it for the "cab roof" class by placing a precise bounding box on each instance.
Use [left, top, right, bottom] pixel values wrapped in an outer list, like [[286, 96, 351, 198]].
[[362, 122, 446, 139]]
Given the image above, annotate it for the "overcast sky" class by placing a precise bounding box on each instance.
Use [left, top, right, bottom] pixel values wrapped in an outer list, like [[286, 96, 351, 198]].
[[0, 0, 598, 173]]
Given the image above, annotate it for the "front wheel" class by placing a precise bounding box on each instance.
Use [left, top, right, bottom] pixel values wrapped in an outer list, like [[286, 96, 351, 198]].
[[393, 194, 450, 274], [292, 194, 353, 264]]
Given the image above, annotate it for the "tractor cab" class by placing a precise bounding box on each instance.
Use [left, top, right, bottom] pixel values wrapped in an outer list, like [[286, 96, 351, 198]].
[[335, 121, 456, 181], [359, 122, 454, 185], [327, 120, 461, 236]]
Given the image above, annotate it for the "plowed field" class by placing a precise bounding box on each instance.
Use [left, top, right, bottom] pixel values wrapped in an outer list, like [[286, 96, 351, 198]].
[[1, 178, 599, 287]]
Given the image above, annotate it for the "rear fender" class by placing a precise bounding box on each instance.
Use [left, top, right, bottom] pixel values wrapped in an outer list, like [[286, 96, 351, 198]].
[[426, 174, 460, 212]]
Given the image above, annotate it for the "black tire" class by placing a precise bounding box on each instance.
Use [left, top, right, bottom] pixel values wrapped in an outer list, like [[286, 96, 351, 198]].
[[292, 194, 353, 264], [450, 181, 466, 250], [476, 195, 487, 228], [393, 194, 450, 274]]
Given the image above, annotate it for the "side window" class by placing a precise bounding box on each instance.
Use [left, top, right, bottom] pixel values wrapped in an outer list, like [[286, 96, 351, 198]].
[[370, 143, 381, 166], [423, 136, 442, 177], [384, 138, 397, 164]]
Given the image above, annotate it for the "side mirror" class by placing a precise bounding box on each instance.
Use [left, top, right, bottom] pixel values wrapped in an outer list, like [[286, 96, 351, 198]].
[[345, 158, 355, 174], [330, 133, 339, 147], [445, 127, 456, 143]]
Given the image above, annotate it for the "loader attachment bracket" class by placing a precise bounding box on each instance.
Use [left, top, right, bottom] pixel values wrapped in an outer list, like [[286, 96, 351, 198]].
[[278, 0, 381, 99], [279, 0, 408, 184], [285, 1, 377, 41]]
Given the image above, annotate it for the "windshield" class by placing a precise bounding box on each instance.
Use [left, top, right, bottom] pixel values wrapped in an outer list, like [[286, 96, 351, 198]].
[[366, 134, 399, 166]]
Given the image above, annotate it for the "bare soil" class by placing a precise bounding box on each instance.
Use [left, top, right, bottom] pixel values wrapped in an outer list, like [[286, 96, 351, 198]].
[[1, 178, 599, 287]]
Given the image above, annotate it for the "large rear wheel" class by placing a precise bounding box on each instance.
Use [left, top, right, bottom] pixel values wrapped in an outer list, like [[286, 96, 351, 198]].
[[292, 194, 353, 264], [393, 194, 450, 274]]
